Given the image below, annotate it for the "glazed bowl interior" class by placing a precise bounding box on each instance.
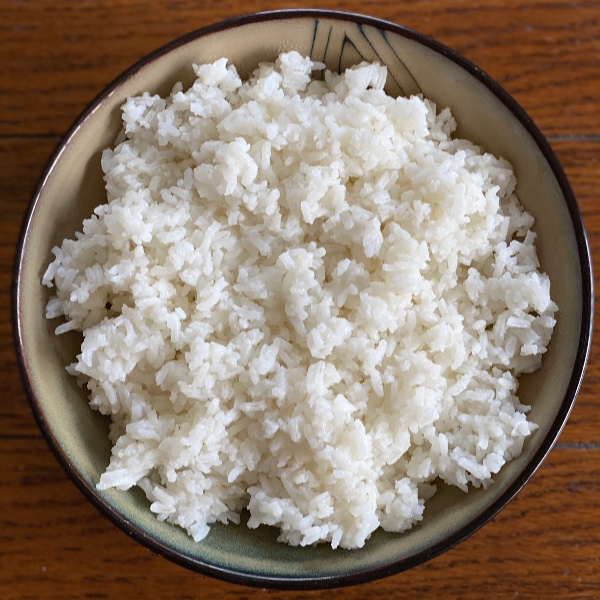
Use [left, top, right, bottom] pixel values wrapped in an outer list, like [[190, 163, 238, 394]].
[[15, 11, 591, 589]]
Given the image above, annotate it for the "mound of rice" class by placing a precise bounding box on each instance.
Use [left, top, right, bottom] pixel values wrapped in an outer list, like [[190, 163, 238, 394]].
[[43, 52, 557, 549]]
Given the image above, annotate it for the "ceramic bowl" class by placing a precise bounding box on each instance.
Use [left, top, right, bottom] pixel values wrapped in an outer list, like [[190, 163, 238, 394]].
[[14, 9, 593, 589]]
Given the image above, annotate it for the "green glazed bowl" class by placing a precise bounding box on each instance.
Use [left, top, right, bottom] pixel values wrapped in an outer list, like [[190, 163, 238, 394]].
[[14, 9, 593, 589]]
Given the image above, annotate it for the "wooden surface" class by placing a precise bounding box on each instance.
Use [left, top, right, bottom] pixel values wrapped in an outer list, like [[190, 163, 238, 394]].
[[1, 1, 599, 598]]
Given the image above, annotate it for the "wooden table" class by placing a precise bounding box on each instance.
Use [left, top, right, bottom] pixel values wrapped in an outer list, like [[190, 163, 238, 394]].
[[2, 1, 599, 598]]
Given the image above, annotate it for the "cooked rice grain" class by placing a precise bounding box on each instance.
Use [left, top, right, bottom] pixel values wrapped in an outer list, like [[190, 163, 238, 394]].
[[43, 52, 557, 549]]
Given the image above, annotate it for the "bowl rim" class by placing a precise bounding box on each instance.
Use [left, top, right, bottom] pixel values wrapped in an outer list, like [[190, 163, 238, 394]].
[[13, 8, 594, 590]]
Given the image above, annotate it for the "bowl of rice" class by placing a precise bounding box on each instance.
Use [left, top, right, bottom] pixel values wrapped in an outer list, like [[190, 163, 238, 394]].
[[14, 9, 592, 589]]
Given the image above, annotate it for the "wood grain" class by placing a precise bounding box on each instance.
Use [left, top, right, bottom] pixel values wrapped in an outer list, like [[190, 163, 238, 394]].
[[552, 141, 600, 446], [0, 0, 599, 137], [0, 137, 59, 437], [1, 0, 599, 598], [1, 440, 598, 600]]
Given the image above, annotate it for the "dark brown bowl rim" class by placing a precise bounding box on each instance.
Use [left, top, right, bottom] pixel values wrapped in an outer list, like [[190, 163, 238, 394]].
[[13, 8, 594, 591]]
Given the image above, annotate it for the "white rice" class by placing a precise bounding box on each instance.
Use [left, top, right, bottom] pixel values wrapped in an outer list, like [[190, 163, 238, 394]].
[[43, 52, 557, 549]]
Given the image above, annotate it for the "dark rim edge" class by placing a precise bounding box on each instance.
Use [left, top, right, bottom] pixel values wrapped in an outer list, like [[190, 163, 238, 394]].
[[12, 8, 594, 591]]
